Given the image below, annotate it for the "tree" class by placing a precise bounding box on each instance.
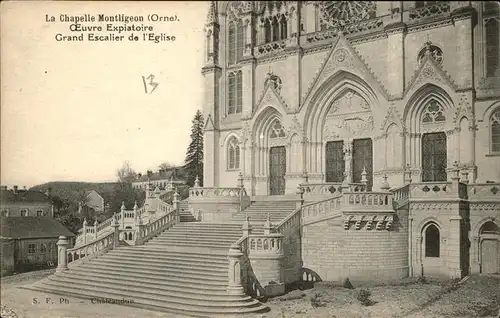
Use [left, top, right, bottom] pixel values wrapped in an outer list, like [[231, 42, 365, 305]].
[[183, 110, 204, 187], [159, 162, 175, 170], [116, 161, 137, 183]]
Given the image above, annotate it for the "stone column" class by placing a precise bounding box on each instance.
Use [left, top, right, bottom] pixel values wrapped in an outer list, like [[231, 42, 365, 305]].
[[471, 236, 480, 274], [93, 220, 98, 240], [120, 202, 125, 229], [133, 201, 138, 225], [82, 218, 87, 245], [448, 215, 463, 279], [173, 190, 180, 223], [56, 236, 69, 273], [112, 214, 120, 249], [242, 214, 251, 236], [135, 217, 144, 246], [416, 236, 423, 276], [227, 244, 245, 295]]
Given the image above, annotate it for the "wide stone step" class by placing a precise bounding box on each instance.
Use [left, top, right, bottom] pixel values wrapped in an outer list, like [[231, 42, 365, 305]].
[[114, 246, 229, 259], [101, 254, 228, 270], [29, 282, 267, 317], [153, 236, 239, 243], [107, 250, 228, 265], [173, 224, 242, 229], [165, 228, 242, 234], [68, 268, 227, 290], [80, 263, 227, 284], [146, 241, 233, 249], [92, 258, 227, 276], [46, 275, 238, 302]]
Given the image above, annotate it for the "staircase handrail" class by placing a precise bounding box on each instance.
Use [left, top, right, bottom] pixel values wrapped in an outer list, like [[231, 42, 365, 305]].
[[67, 231, 115, 267], [189, 187, 247, 198], [136, 206, 178, 244], [390, 183, 410, 208]]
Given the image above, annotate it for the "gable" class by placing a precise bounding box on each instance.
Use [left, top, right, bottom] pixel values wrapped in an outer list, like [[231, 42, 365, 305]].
[[404, 53, 458, 99], [253, 81, 291, 118], [300, 32, 390, 111], [204, 114, 215, 131]]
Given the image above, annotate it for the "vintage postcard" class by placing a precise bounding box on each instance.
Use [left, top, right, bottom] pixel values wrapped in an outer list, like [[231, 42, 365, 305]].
[[1, 1, 499, 318]]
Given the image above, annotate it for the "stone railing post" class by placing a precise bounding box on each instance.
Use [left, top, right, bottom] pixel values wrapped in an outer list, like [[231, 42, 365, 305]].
[[133, 201, 138, 225], [381, 174, 391, 191], [56, 236, 69, 273], [82, 218, 87, 245], [361, 166, 368, 190], [93, 220, 98, 240], [194, 175, 201, 188], [135, 217, 144, 246], [173, 190, 180, 223], [451, 161, 460, 193], [120, 202, 125, 229], [112, 213, 120, 248], [404, 164, 412, 184], [296, 186, 304, 209], [227, 243, 245, 296], [242, 214, 252, 236], [263, 214, 272, 235], [238, 172, 244, 212]]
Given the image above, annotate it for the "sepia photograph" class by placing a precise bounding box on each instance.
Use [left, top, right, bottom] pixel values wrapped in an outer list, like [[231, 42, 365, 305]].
[[1, 1, 499, 317]]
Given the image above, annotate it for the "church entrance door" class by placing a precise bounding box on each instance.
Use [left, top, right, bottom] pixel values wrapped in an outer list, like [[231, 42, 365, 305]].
[[352, 138, 373, 190], [269, 146, 286, 195], [325, 141, 345, 183], [422, 132, 447, 182]]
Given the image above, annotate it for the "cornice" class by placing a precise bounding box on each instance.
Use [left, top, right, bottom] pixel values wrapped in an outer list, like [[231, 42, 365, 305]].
[[201, 64, 222, 75]]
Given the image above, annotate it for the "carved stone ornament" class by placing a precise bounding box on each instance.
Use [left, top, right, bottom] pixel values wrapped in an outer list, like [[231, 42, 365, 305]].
[[381, 104, 404, 131], [452, 93, 474, 127]]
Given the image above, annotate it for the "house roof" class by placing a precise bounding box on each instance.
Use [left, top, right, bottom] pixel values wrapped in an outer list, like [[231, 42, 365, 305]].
[[0, 217, 75, 239], [85, 190, 103, 199], [0, 188, 52, 204], [133, 170, 177, 183]]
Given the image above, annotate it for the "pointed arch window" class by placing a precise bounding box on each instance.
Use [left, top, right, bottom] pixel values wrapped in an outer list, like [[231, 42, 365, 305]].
[[422, 100, 446, 124], [491, 107, 500, 153], [228, 71, 243, 115], [485, 17, 500, 77], [424, 223, 440, 257], [228, 19, 245, 65], [227, 137, 240, 170], [270, 121, 286, 139]]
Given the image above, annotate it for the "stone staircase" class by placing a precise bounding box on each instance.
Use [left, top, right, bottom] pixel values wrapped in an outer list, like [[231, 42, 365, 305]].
[[231, 200, 298, 224], [179, 199, 198, 222], [27, 222, 268, 317]]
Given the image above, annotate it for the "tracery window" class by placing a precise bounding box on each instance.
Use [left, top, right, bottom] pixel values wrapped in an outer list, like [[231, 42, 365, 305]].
[[227, 137, 240, 170], [491, 107, 500, 153], [425, 223, 440, 257], [319, 1, 376, 30], [417, 44, 443, 66], [270, 121, 286, 139], [228, 20, 245, 65], [20, 209, 28, 217], [485, 17, 500, 77], [422, 100, 446, 124], [262, 14, 288, 43], [36, 209, 43, 216], [265, 74, 282, 93], [228, 71, 243, 115]]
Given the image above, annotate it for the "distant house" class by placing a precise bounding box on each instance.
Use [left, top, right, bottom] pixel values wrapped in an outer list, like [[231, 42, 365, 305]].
[[1, 217, 75, 275], [0, 185, 54, 217], [0, 185, 75, 275], [84, 190, 105, 213], [132, 169, 186, 190]]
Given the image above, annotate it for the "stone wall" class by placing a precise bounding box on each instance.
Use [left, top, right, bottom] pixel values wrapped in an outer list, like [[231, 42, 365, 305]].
[[302, 210, 409, 283]]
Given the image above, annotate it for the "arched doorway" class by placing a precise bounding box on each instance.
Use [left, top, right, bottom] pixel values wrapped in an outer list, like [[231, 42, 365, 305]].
[[480, 221, 500, 274]]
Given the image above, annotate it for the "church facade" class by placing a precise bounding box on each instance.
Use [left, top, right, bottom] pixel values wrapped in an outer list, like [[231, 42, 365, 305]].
[[202, 1, 500, 195]]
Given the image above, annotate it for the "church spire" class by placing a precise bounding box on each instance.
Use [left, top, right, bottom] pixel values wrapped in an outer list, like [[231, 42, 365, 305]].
[[206, 1, 218, 25]]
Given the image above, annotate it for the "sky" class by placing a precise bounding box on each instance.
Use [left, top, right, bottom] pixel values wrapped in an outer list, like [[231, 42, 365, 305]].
[[1, 1, 208, 187]]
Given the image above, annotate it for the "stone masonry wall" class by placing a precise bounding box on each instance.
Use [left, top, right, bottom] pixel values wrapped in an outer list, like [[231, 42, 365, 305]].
[[302, 211, 409, 283]]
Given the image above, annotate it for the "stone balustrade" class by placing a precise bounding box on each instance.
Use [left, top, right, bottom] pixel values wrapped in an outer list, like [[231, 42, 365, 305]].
[[66, 231, 116, 266], [248, 234, 283, 255], [467, 183, 500, 201], [275, 207, 301, 235], [301, 195, 343, 224], [135, 208, 177, 245], [300, 183, 343, 195], [408, 2, 451, 22], [254, 39, 287, 58], [189, 187, 246, 198], [409, 182, 458, 199], [343, 191, 393, 210]]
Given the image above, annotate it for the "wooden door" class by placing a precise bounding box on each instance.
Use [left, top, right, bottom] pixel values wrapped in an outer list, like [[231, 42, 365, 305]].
[[325, 141, 345, 183], [269, 146, 286, 195], [422, 132, 447, 182], [353, 138, 373, 190]]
